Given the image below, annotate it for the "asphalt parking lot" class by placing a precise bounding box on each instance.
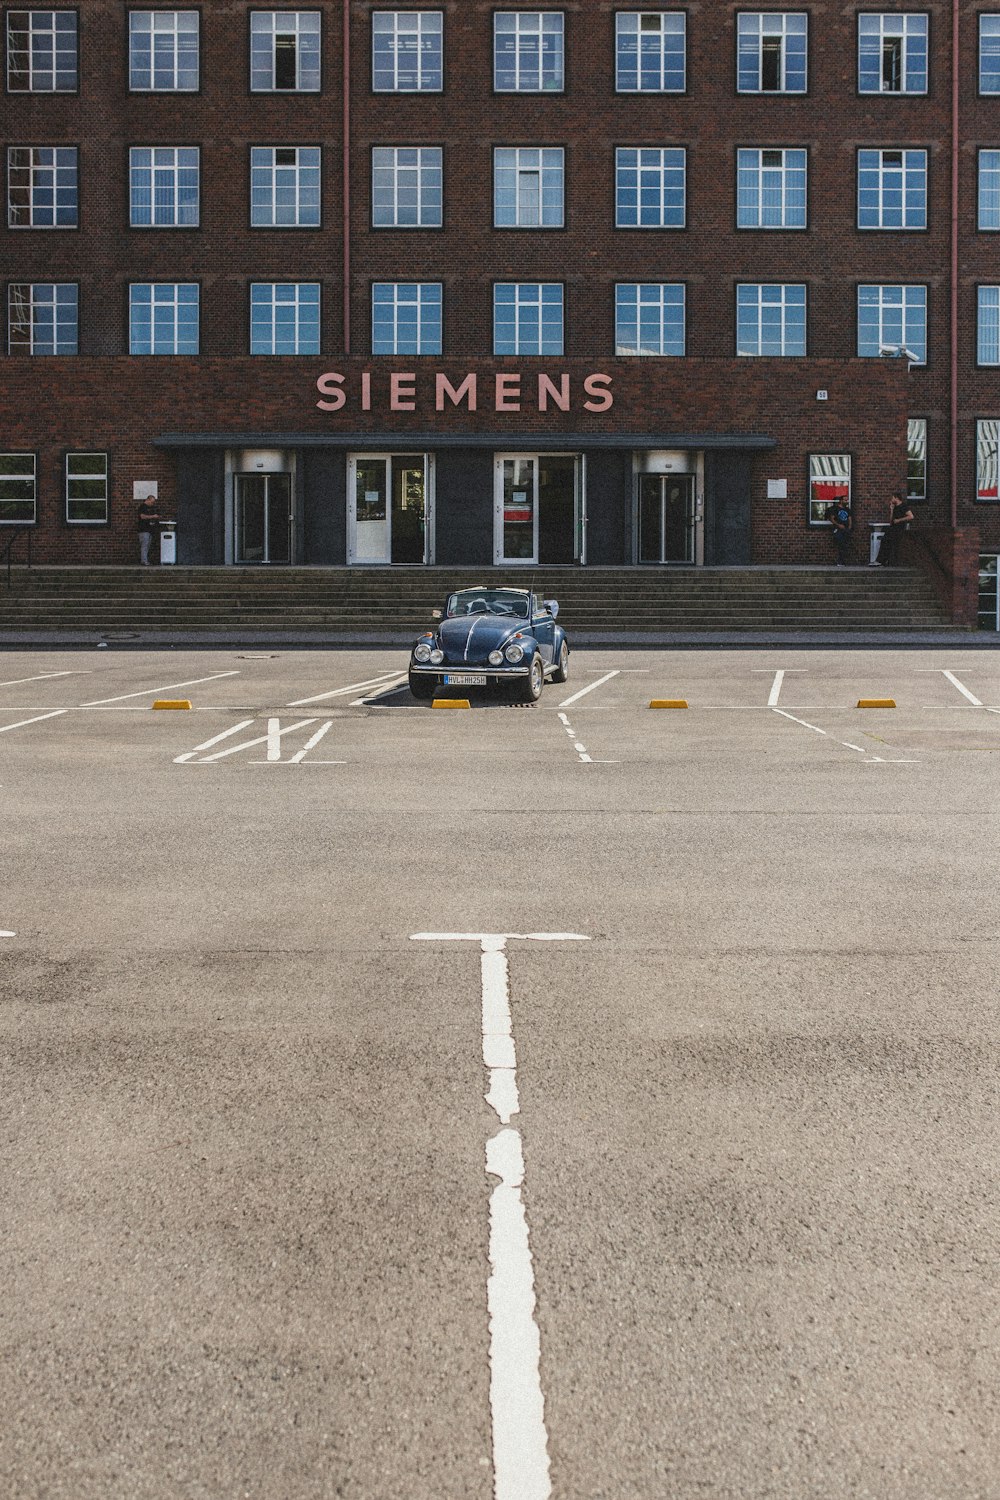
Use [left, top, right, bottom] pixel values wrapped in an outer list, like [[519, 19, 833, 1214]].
[[1, 647, 998, 1500]]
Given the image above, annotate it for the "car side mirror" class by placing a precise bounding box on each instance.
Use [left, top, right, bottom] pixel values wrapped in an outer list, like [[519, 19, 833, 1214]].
[[544, 600, 559, 619], [431, 608, 442, 620]]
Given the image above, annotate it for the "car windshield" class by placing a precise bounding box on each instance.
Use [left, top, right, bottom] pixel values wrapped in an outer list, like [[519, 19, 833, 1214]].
[[446, 589, 530, 619]]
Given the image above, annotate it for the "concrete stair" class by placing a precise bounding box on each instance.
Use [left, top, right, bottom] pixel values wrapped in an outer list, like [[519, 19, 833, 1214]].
[[0, 565, 958, 635]]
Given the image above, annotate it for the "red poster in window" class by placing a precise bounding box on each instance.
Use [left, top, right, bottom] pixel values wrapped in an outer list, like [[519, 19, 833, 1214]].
[[812, 481, 849, 501]]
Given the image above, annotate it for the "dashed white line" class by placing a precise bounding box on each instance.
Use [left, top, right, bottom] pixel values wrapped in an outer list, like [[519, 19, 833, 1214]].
[[0, 709, 67, 735], [83, 672, 239, 706], [558, 670, 620, 708], [771, 707, 918, 763]]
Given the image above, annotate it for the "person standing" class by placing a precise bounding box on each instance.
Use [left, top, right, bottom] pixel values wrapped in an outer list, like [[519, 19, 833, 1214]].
[[137, 493, 161, 566], [825, 494, 853, 566], [875, 491, 914, 567]]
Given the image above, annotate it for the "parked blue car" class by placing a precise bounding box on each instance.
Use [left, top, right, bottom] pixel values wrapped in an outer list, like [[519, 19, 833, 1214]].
[[408, 587, 570, 702]]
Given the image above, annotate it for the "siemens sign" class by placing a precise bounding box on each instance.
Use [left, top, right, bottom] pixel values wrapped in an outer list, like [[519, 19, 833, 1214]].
[[316, 370, 614, 414]]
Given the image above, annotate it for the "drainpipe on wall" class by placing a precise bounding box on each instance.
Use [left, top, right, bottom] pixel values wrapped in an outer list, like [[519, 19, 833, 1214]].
[[950, 0, 959, 530], [343, 0, 351, 355]]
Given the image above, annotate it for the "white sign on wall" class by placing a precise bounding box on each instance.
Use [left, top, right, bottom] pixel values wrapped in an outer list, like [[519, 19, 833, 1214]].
[[767, 479, 788, 499], [133, 480, 159, 500]]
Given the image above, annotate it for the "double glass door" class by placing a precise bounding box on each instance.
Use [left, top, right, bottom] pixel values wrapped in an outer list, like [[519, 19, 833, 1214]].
[[496, 455, 583, 565], [235, 474, 292, 564], [638, 474, 696, 564], [349, 454, 430, 564]]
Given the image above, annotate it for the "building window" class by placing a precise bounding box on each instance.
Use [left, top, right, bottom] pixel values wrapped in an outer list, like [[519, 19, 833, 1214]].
[[978, 420, 999, 500], [250, 147, 321, 227], [129, 283, 199, 354], [494, 148, 564, 228], [7, 10, 77, 91], [128, 10, 198, 91], [372, 10, 442, 91], [250, 10, 320, 91], [857, 149, 927, 230], [736, 147, 807, 228], [907, 418, 927, 501], [737, 12, 807, 93], [979, 150, 1000, 230], [615, 147, 686, 228], [7, 146, 77, 228], [615, 283, 685, 356], [494, 283, 563, 355], [981, 16, 1000, 94], [0, 454, 36, 524], [979, 554, 1000, 628], [7, 282, 77, 354], [250, 283, 320, 355], [615, 12, 685, 92], [494, 12, 563, 92], [66, 454, 109, 524], [857, 284, 927, 363], [129, 147, 199, 228], [858, 13, 928, 94], [372, 146, 442, 228], [979, 286, 1000, 365], [736, 283, 806, 356], [808, 454, 851, 525], [372, 282, 442, 354]]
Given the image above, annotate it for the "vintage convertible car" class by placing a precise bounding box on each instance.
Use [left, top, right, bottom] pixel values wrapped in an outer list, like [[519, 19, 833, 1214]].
[[408, 586, 569, 702]]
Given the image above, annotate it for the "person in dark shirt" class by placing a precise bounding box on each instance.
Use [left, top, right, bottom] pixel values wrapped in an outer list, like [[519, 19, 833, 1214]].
[[824, 497, 852, 566], [137, 494, 161, 566], [875, 491, 914, 567]]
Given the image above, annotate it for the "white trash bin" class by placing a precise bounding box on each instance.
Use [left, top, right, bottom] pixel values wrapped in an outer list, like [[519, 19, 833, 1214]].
[[159, 525, 177, 565], [869, 522, 887, 566]]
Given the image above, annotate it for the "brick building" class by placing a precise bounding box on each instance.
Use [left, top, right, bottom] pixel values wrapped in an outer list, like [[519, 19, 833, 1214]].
[[2, 3, 999, 619]]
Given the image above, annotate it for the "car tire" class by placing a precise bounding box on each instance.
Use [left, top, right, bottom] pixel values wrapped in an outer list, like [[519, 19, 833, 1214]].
[[551, 641, 569, 684], [518, 653, 545, 703], [408, 672, 436, 700]]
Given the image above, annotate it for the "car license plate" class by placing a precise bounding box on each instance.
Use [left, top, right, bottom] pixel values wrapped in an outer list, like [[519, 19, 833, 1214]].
[[444, 674, 487, 686]]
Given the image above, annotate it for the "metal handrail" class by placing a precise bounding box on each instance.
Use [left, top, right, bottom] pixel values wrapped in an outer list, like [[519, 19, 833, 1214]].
[[3, 525, 33, 589]]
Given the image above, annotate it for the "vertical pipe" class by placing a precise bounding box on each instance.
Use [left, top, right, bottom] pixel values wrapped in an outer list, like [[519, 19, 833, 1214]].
[[950, 0, 960, 528], [343, 0, 351, 354]]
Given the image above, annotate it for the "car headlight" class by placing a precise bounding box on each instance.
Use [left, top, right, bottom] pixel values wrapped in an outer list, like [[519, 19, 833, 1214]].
[[488, 650, 504, 666], [413, 642, 432, 663], [430, 649, 444, 665], [504, 643, 524, 663]]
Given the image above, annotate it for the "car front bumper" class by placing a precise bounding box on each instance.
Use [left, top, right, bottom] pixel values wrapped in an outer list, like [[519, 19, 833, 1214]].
[[409, 664, 531, 680]]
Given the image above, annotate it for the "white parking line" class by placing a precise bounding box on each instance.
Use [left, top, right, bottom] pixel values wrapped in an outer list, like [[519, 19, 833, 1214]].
[[350, 674, 410, 706], [0, 671, 90, 688], [83, 672, 239, 706], [288, 721, 334, 762], [771, 707, 918, 763], [173, 720, 256, 763], [287, 671, 402, 706], [410, 932, 588, 1500], [0, 709, 67, 735], [940, 670, 983, 707], [201, 718, 317, 763], [0, 930, 15, 938], [557, 711, 591, 762], [558, 670, 620, 708]]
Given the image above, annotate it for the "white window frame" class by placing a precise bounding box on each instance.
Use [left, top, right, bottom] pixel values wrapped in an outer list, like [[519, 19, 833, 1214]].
[[493, 283, 564, 356], [981, 15, 1000, 95], [372, 10, 443, 91], [857, 148, 927, 230], [856, 284, 927, 364], [737, 11, 808, 93], [494, 11, 564, 92], [615, 12, 686, 92], [978, 553, 1000, 628], [979, 149, 1000, 230], [65, 453, 109, 525], [736, 147, 807, 228], [615, 147, 686, 228], [979, 287, 1000, 366], [808, 454, 851, 526], [6, 9, 77, 91], [614, 283, 685, 356], [128, 10, 199, 92], [129, 146, 200, 228], [129, 282, 200, 355], [493, 147, 564, 228], [250, 146, 322, 227], [977, 420, 999, 501], [7, 281, 77, 354], [0, 453, 37, 524], [736, 282, 806, 356], [7, 145, 77, 228], [907, 418, 927, 501], [371, 146, 443, 228], [858, 13, 928, 94], [250, 282, 321, 355], [249, 10, 321, 92], [371, 282, 443, 355]]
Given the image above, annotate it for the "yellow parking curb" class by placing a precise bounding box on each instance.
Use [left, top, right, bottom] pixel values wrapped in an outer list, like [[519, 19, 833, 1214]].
[[649, 699, 688, 709], [433, 698, 471, 710], [152, 699, 192, 710], [856, 698, 896, 709]]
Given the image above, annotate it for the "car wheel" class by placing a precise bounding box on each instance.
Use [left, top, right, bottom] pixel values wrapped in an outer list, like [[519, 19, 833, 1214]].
[[551, 641, 569, 684], [408, 672, 436, 700], [518, 653, 544, 703]]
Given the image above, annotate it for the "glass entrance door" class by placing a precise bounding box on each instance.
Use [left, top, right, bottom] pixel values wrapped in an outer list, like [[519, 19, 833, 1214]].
[[496, 455, 583, 565], [348, 454, 430, 563], [235, 473, 292, 563], [638, 474, 696, 564]]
